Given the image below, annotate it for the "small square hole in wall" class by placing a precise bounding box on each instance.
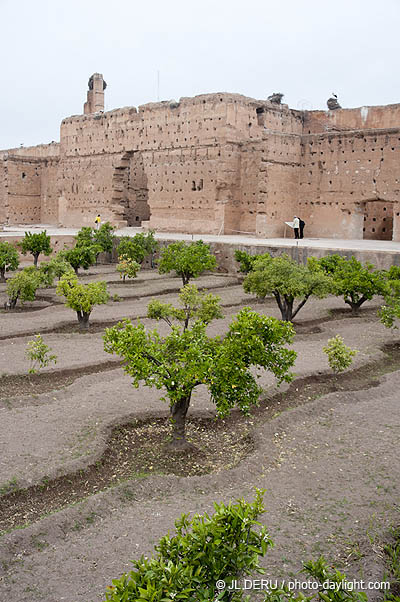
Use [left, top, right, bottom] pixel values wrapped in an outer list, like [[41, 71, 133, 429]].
[[21, 172, 26, 179]]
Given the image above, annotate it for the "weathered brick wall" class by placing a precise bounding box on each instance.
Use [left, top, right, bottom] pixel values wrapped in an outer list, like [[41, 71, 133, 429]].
[[0, 160, 7, 224], [5, 157, 42, 224], [298, 129, 400, 240], [2, 89, 400, 241]]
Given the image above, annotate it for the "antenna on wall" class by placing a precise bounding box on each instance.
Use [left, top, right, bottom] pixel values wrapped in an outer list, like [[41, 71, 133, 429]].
[[157, 70, 160, 102]]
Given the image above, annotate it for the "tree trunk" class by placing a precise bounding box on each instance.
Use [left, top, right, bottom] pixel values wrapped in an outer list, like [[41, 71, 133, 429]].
[[345, 296, 367, 315], [9, 297, 18, 309], [168, 392, 193, 451], [77, 311, 90, 329], [74, 266, 79, 275], [281, 298, 294, 321], [0, 268, 5, 282], [33, 254, 39, 267]]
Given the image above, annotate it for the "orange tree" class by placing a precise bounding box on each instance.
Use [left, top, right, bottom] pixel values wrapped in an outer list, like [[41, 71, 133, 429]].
[[104, 294, 296, 449]]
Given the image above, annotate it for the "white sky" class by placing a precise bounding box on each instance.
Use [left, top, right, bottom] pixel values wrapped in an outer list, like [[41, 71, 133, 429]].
[[1, 0, 400, 149]]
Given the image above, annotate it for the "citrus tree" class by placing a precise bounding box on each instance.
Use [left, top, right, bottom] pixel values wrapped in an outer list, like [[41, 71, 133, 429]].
[[158, 240, 217, 285], [234, 249, 264, 274], [0, 241, 19, 282], [56, 272, 109, 329], [244, 254, 333, 321], [147, 284, 223, 330], [104, 303, 296, 449], [323, 335, 358, 373], [116, 255, 140, 283], [60, 244, 101, 274], [316, 254, 387, 314], [104, 490, 271, 602], [40, 254, 74, 282], [6, 268, 43, 308], [75, 223, 115, 258], [19, 230, 52, 267], [116, 231, 158, 266], [379, 272, 400, 329]]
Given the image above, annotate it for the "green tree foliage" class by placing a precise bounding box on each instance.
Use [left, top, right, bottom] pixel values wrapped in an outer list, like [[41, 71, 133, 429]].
[[116, 255, 140, 283], [234, 249, 263, 274], [104, 306, 295, 448], [26, 334, 57, 374], [104, 490, 272, 602], [74, 223, 115, 261], [56, 272, 109, 329], [316, 254, 387, 314], [19, 231, 52, 267], [116, 231, 158, 266], [244, 254, 333, 321], [379, 266, 400, 329], [148, 284, 223, 330], [40, 254, 74, 282], [116, 235, 146, 264], [158, 240, 217, 285], [6, 268, 43, 308], [0, 241, 19, 281], [60, 244, 100, 274], [323, 335, 358, 373]]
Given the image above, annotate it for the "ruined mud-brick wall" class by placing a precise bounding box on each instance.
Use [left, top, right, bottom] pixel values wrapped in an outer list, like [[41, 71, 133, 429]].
[[0, 143, 60, 226], [0, 156, 42, 224], [58, 94, 304, 233], [298, 106, 400, 241]]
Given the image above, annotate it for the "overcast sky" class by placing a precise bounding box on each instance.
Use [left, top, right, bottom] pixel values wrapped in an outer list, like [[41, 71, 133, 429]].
[[1, 0, 399, 149]]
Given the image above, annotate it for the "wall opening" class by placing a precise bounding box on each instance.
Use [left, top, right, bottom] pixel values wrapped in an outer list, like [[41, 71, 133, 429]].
[[256, 107, 265, 126], [363, 200, 393, 241], [112, 151, 150, 226]]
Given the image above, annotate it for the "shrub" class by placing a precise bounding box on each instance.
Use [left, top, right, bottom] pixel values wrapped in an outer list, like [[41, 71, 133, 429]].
[[19, 231, 52, 267], [323, 335, 358, 373], [26, 334, 57, 374], [56, 272, 109, 329], [244, 254, 333, 321], [40, 254, 74, 282], [0, 241, 19, 282], [158, 240, 217, 285]]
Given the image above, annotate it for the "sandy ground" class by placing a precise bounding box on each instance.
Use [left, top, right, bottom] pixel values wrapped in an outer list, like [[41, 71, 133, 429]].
[[0, 267, 399, 602]]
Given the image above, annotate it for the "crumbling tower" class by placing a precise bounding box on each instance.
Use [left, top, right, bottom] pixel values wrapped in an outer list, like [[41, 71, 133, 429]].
[[83, 73, 106, 114]]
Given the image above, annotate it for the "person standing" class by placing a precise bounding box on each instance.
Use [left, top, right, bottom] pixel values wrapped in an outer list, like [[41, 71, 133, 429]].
[[293, 216, 300, 239], [299, 218, 305, 239], [95, 214, 101, 230]]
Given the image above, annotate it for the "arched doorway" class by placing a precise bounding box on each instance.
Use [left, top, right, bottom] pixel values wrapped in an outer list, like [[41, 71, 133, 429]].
[[363, 200, 393, 241], [112, 152, 150, 226]]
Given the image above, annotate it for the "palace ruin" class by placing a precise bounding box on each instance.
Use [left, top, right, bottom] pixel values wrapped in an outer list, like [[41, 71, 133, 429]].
[[1, 73, 400, 241]]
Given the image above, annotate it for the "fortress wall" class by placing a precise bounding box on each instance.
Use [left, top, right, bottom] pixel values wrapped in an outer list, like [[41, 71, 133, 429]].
[[0, 160, 7, 224], [56, 153, 120, 227], [144, 143, 241, 234], [5, 157, 42, 224], [60, 94, 304, 158], [305, 104, 400, 134], [40, 158, 60, 225], [299, 129, 400, 239], [251, 134, 302, 237], [0, 142, 60, 159]]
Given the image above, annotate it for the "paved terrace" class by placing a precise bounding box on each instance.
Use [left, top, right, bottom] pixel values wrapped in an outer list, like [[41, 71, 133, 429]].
[[1, 224, 400, 269], [2, 224, 400, 251]]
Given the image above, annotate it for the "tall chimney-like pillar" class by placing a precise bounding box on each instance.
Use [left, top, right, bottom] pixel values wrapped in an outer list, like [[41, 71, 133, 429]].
[[84, 73, 107, 114]]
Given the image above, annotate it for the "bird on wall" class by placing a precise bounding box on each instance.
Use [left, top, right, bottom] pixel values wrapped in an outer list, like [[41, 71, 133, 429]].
[[332, 93, 338, 99]]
